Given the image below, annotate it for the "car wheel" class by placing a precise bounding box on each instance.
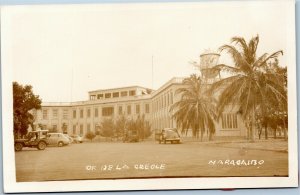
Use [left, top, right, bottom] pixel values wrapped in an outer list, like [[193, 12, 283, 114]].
[[58, 141, 64, 147], [15, 143, 23, 151], [37, 141, 47, 150]]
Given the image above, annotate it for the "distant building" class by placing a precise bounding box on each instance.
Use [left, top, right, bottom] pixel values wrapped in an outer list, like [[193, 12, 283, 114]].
[[31, 52, 247, 138]]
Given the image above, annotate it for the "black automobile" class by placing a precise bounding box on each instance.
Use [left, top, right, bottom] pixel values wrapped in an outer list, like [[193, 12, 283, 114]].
[[155, 128, 181, 144], [14, 130, 49, 151]]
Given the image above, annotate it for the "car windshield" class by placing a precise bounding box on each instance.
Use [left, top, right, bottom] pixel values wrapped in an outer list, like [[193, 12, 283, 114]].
[[165, 130, 179, 137]]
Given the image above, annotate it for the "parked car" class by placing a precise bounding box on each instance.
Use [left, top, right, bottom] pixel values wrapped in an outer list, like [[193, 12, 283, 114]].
[[47, 133, 70, 147], [14, 130, 49, 151], [155, 128, 181, 144], [64, 134, 74, 143], [70, 135, 83, 143]]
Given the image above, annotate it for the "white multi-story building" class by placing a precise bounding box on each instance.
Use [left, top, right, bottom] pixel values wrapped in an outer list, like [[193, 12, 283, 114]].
[[32, 76, 246, 137], [32, 52, 247, 137]]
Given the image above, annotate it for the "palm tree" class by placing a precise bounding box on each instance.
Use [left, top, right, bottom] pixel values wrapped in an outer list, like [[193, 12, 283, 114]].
[[209, 35, 286, 141], [170, 74, 217, 141]]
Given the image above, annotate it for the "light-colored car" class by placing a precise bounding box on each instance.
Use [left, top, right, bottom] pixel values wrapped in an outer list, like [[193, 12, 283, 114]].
[[64, 134, 74, 143], [47, 133, 70, 147], [70, 135, 83, 143]]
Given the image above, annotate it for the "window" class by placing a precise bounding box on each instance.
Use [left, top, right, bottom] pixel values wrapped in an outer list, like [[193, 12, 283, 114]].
[[95, 108, 98, 117], [129, 90, 136, 96], [80, 124, 83, 135], [145, 104, 150, 113], [113, 92, 119, 98], [73, 110, 76, 119], [52, 109, 58, 118], [127, 105, 131, 115], [105, 93, 111, 98], [63, 109, 68, 119], [90, 95, 96, 100], [62, 124, 68, 133], [42, 109, 48, 120], [221, 113, 238, 129], [97, 94, 103, 99], [118, 106, 123, 115], [121, 91, 128, 97], [52, 124, 57, 131], [170, 92, 173, 104], [87, 108, 91, 118], [73, 125, 76, 134], [102, 107, 114, 116], [136, 104, 140, 114], [167, 93, 169, 106], [80, 109, 83, 118]]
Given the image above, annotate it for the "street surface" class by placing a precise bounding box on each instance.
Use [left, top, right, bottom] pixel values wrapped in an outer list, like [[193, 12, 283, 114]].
[[15, 140, 288, 182]]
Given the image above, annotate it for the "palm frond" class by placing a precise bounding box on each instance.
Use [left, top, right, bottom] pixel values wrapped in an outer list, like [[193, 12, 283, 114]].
[[254, 50, 283, 69]]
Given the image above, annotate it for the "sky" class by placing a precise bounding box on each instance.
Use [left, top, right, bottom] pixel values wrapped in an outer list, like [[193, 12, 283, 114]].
[[2, 1, 291, 102]]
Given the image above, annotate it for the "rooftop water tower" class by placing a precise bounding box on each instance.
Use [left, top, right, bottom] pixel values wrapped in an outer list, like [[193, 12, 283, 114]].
[[199, 50, 221, 83]]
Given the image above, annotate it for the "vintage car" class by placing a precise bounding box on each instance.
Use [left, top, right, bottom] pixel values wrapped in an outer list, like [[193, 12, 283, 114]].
[[70, 135, 83, 143], [47, 133, 70, 147], [14, 130, 49, 151], [155, 128, 181, 144]]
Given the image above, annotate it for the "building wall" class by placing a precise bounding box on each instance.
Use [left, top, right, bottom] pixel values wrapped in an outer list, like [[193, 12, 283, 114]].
[[35, 99, 152, 136], [34, 78, 246, 137]]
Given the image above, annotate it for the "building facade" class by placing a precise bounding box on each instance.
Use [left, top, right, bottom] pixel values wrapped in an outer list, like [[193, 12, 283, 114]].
[[32, 52, 247, 138], [32, 77, 246, 138]]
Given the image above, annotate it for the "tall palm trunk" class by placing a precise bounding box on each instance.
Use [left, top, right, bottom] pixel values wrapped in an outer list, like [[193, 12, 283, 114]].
[[250, 105, 255, 141]]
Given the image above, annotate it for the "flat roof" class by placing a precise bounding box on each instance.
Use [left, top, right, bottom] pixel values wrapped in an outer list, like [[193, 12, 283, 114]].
[[88, 86, 152, 94]]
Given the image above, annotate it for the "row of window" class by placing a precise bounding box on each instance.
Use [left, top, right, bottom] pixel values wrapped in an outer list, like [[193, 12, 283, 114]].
[[90, 90, 136, 100], [152, 113, 238, 130], [42, 109, 69, 120], [43, 113, 238, 135], [44, 123, 94, 135], [72, 104, 149, 118], [42, 104, 150, 120], [221, 113, 238, 129], [72, 124, 97, 135], [152, 90, 173, 112]]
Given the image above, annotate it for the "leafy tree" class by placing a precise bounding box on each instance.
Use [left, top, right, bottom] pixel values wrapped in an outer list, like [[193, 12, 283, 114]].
[[143, 120, 152, 139], [209, 35, 286, 141], [85, 131, 96, 142], [95, 124, 101, 135], [126, 118, 137, 131], [100, 118, 115, 138], [123, 116, 152, 140], [13, 82, 42, 137], [135, 115, 152, 140], [114, 115, 127, 138], [170, 74, 217, 141]]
